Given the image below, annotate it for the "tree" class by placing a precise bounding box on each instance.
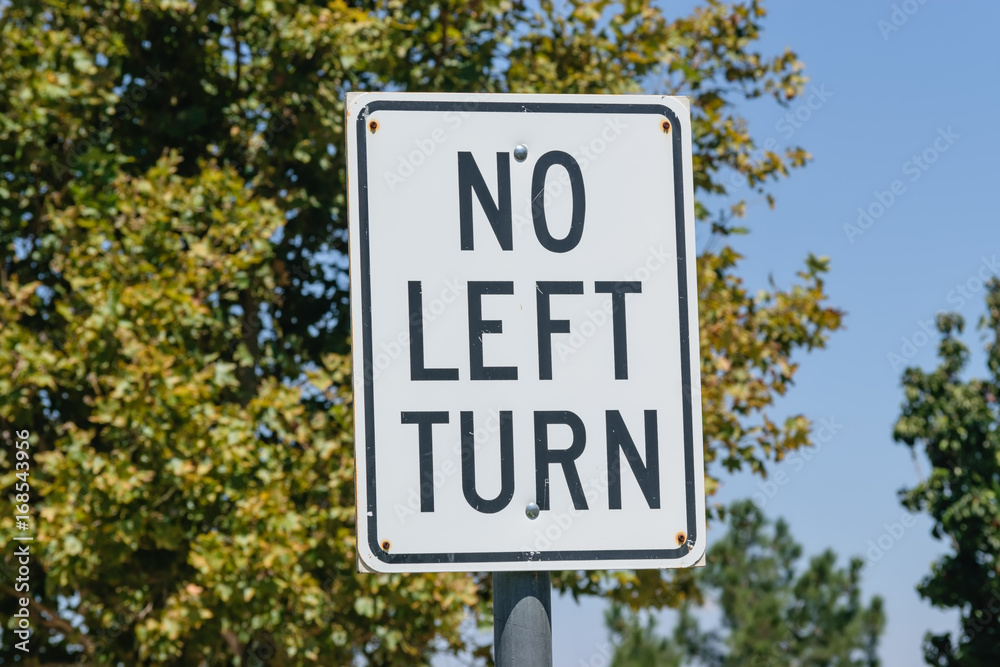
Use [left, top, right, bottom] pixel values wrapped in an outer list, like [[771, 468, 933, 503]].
[[893, 282, 1000, 666], [605, 605, 689, 667], [607, 500, 885, 666], [1, 0, 842, 664]]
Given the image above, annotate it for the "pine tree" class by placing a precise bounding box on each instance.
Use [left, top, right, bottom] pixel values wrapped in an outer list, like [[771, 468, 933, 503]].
[[609, 501, 885, 666]]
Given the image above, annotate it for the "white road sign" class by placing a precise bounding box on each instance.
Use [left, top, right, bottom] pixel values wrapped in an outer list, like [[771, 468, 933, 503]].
[[346, 92, 705, 573]]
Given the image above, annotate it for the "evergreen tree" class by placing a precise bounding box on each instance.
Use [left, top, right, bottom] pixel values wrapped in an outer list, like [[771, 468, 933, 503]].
[[609, 501, 885, 666], [893, 281, 1000, 666]]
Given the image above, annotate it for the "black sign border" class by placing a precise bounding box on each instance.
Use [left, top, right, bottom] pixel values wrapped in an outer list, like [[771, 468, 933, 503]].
[[354, 98, 698, 567]]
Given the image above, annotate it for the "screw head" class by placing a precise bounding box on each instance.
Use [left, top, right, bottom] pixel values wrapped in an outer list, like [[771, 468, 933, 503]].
[[525, 502, 540, 519], [513, 144, 528, 162], [661, 120, 671, 133], [369, 119, 378, 133]]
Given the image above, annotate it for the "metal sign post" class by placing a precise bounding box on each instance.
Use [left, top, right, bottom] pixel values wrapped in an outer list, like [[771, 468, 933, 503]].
[[493, 571, 552, 666]]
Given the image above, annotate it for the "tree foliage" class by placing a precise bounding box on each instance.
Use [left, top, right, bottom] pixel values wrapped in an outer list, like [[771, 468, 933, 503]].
[[1, 0, 842, 664], [606, 604, 690, 667], [893, 282, 1000, 666], [607, 500, 885, 667]]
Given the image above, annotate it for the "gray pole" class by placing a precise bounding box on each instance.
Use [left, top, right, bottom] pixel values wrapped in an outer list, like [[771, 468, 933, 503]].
[[493, 571, 553, 666]]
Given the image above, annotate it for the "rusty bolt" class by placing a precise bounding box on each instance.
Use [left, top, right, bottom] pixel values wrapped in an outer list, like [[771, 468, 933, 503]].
[[381, 540, 390, 551], [662, 120, 671, 134], [675, 532, 686, 546], [369, 119, 378, 133]]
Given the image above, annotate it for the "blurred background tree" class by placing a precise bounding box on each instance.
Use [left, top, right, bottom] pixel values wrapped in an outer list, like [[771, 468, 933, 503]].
[[893, 282, 1000, 666], [1, 0, 842, 664], [606, 500, 884, 667]]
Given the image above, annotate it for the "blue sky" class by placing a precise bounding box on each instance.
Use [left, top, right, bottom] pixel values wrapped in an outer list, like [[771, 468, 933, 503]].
[[546, 1, 1000, 666]]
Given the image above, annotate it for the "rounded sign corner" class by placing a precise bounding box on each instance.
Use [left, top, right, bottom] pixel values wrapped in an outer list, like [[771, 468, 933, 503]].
[[357, 541, 394, 574], [346, 92, 381, 121], [653, 96, 691, 127], [676, 538, 707, 568]]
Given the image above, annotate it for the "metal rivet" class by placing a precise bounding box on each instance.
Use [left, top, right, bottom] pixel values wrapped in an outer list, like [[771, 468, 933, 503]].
[[513, 144, 528, 162], [675, 532, 686, 545], [369, 119, 378, 133], [381, 540, 391, 551], [525, 503, 540, 519], [661, 120, 671, 134]]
